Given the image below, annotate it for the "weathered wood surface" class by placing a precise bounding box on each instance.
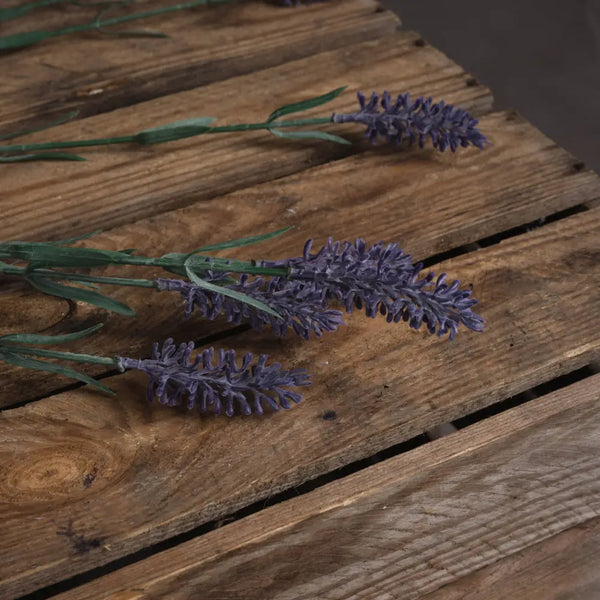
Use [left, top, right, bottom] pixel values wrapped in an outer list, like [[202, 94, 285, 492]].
[[0, 32, 493, 242], [423, 517, 600, 600], [2, 109, 598, 407], [0, 0, 399, 133], [1, 207, 600, 597], [50, 374, 600, 600]]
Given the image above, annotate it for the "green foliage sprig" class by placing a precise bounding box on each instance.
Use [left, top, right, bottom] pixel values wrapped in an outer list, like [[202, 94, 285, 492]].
[[0, 0, 237, 49], [0, 88, 348, 162], [0, 324, 116, 393], [0, 228, 291, 317]]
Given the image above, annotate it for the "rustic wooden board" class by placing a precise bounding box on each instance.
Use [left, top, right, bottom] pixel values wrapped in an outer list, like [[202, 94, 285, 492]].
[[50, 374, 600, 600], [423, 517, 600, 600], [0, 32, 492, 242], [1, 109, 597, 407], [1, 207, 599, 597], [0, 0, 399, 133]]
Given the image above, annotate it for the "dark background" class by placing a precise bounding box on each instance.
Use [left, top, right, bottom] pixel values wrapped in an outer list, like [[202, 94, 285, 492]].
[[384, 0, 600, 174]]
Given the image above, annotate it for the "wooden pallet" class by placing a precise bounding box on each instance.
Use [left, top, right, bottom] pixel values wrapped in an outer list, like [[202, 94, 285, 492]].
[[1, 2, 599, 599]]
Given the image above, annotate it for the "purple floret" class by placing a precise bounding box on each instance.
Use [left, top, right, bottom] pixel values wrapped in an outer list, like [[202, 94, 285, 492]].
[[332, 91, 488, 152], [156, 275, 345, 340], [118, 339, 310, 417], [259, 238, 485, 340]]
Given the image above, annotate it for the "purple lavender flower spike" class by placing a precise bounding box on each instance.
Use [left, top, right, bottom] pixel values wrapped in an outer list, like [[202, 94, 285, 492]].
[[156, 275, 345, 340], [332, 91, 488, 152], [118, 339, 310, 417], [259, 238, 485, 340]]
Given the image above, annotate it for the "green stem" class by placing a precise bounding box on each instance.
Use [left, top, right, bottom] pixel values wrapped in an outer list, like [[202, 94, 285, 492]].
[[0, 0, 237, 48], [0, 255, 287, 280], [0, 0, 66, 21], [0, 263, 157, 287], [0, 135, 135, 153], [4, 345, 117, 366], [57, 0, 235, 34], [0, 117, 333, 154]]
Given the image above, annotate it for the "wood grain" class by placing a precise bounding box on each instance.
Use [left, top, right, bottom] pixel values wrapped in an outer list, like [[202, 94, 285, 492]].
[[1, 109, 597, 407], [50, 374, 600, 600], [0, 32, 493, 242], [422, 517, 600, 600], [1, 207, 599, 597], [0, 0, 399, 133]]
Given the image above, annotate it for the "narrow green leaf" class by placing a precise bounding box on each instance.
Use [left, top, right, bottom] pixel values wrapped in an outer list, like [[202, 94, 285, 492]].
[[0, 152, 86, 162], [0, 29, 49, 51], [269, 128, 351, 145], [0, 0, 67, 21], [27, 275, 137, 316], [0, 350, 114, 394], [136, 117, 217, 145], [2, 242, 134, 268], [0, 110, 80, 142], [193, 227, 291, 252], [267, 87, 347, 123], [0, 324, 103, 346], [0, 6, 32, 20], [184, 260, 282, 319]]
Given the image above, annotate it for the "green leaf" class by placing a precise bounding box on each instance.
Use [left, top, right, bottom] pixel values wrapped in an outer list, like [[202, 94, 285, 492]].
[[0, 152, 86, 162], [27, 275, 137, 316], [136, 117, 217, 145], [183, 259, 282, 319], [193, 227, 291, 252], [0, 350, 114, 394], [0, 0, 66, 21], [1, 242, 134, 268], [0, 324, 104, 346], [0, 30, 49, 51], [267, 87, 347, 123], [0, 5, 32, 20], [0, 110, 80, 142], [269, 128, 351, 145]]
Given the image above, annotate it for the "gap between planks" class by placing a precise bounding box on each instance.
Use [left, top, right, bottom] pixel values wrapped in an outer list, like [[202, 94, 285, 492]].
[[44, 372, 600, 600], [0, 31, 493, 242], [0, 0, 399, 132], [1, 205, 599, 597], [15, 363, 596, 599], [1, 109, 597, 407]]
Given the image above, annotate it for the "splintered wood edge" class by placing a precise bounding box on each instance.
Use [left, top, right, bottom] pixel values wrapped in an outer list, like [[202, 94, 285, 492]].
[[53, 373, 600, 600]]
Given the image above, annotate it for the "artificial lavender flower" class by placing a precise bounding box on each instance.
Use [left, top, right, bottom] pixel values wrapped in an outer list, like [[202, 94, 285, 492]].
[[156, 275, 345, 340], [118, 339, 310, 416], [259, 239, 485, 340], [332, 91, 488, 152]]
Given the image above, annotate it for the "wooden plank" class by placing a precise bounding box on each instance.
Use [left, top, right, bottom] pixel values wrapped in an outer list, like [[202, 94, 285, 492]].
[[1, 207, 599, 597], [0, 32, 493, 242], [1, 109, 598, 407], [50, 374, 600, 600], [0, 0, 399, 133], [422, 517, 600, 600]]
